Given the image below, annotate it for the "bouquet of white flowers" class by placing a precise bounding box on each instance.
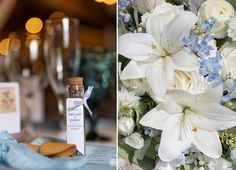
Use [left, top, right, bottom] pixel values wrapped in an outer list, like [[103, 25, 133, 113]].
[[118, 0, 236, 169]]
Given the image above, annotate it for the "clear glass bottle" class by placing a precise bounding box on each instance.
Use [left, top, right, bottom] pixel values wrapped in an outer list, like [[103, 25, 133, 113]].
[[66, 77, 85, 155]]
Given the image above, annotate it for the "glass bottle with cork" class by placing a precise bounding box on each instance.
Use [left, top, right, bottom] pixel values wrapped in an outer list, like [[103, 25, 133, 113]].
[[66, 77, 85, 155]]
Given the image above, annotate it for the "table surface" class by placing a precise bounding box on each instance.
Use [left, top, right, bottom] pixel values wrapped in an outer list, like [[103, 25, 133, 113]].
[[1, 136, 117, 170]]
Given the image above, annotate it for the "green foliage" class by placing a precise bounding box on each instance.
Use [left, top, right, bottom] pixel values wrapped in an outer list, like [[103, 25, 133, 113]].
[[220, 131, 236, 157], [118, 55, 130, 70], [119, 138, 156, 170], [224, 98, 236, 112], [227, 0, 236, 9], [134, 94, 156, 129]]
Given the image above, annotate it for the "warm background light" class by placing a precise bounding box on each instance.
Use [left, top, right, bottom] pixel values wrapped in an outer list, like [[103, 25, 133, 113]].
[[95, 0, 116, 5], [0, 38, 10, 55], [49, 11, 66, 19], [104, 0, 116, 5], [25, 17, 43, 34], [95, 0, 104, 3]]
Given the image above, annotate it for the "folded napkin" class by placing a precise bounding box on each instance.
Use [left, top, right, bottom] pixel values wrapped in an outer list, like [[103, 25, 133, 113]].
[[27, 142, 77, 158], [0, 131, 87, 170]]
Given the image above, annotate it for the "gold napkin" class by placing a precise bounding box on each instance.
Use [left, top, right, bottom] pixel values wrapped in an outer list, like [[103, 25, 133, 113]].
[[26, 142, 77, 158]]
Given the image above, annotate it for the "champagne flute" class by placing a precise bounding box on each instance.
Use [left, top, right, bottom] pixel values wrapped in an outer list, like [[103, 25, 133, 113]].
[[44, 17, 81, 133]]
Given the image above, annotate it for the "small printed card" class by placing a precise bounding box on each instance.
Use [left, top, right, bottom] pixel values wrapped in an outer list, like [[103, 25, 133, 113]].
[[66, 98, 85, 155], [0, 82, 20, 133]]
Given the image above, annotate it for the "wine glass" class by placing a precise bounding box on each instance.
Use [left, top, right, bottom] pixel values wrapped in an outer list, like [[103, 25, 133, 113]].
[[43, 17, 81, 133], [5, 31, 47, 135]]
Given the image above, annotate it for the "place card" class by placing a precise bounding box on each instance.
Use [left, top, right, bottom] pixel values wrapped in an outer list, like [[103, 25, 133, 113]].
[[0, 82, 20, 133]]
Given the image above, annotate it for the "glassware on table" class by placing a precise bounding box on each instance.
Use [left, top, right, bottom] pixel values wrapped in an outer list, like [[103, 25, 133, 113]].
[[43, 17, 81, 133], [5, 31, 47, 134]]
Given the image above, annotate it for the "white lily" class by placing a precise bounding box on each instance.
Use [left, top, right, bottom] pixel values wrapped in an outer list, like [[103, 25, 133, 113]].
[[139, 85, 236, 161], [119, 11, 199, 99], [133, 0, 166, 14]]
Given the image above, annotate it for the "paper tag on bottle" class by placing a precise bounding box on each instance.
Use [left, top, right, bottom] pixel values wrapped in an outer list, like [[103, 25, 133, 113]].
[[66, 98, 85, 155]]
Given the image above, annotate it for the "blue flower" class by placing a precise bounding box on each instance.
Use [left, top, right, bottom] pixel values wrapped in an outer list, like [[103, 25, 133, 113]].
[[199, 53, 224, 87], [183, 33, 215, 58], [144, 127, 154, 137], [183, 34, 199, 53], [201, 17, 217, 32], [118, 0, 133, 9]]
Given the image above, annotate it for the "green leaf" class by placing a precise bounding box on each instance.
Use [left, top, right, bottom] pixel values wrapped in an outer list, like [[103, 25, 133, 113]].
[[134, 137, 152, 160], [183, 164, 191, 170], [145, 138, 157, 160], [133, 7, 139, 28], [119, 19, 128, 34], [119, 140, 156, 169], [223, 99, 236, 111]]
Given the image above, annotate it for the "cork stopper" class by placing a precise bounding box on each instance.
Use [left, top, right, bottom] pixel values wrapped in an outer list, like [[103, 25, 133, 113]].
[[68, 77, 83, 86]]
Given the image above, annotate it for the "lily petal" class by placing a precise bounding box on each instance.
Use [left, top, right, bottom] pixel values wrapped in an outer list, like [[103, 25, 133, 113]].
[[165, 90, 194, 106], [119, 33, 156, 62], [139, 106, 170, 130], [193, 129, 222, 158], [196, 84, 223, 103], [190, 114, 236, 131], [158, 115, 193, 161], [120, 61, 149, 80], [161, 11, 197, 53], [163, 95, 182, 114], [191, 102, 236, 130], [164, 57, 175, 89], [146, 57, 174, 99], [146, 14, 172, 44], [171, 48, 199, 72]]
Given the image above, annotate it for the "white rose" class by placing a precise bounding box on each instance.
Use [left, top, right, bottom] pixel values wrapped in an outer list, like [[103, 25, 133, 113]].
[[118, 117, 135, 136], [141, 2, 183, 27], [220, 42, 236, 97], [220, 42, 236, 78], [124, 132, 144, 149], [198, 0, 234, 38], [172, 70, 211, 94], [133, 0, 165, 14]]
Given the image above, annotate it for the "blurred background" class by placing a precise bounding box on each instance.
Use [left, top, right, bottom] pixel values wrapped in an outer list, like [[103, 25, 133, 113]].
[[0, 0, 116, 145]]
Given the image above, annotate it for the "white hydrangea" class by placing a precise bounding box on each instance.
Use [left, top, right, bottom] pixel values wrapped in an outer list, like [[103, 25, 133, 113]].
[[228, 16, 236, 41]]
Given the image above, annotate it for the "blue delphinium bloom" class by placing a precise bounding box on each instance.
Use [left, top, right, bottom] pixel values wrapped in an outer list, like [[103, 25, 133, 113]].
[[183, 34, 215, 58], [144, 127, 154, 137], [118, 0, 133, 23], [183, 34, 199, 53], [199, 53, 223, 85], [118, 0, 133, 9], [197, 35, 215, 57], [119, 12, 132, 23], [201, 17, 217, 32]]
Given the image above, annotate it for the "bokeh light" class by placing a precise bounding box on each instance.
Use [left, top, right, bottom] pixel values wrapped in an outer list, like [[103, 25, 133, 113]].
[[25, 17, 43, 34], [95, 0, 104, 2], [104, 0, 116, 5], [0, 38, 10, 56]]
